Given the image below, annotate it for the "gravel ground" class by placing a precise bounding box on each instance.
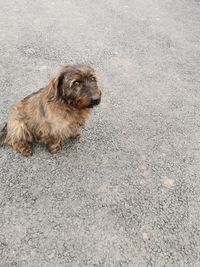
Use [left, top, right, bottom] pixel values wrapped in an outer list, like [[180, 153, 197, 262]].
[[0, 0, 200, 266]]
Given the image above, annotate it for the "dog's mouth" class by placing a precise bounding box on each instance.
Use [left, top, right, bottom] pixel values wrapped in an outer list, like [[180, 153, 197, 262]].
[[76, 97, 101, 109], [87, 98, 101, 108]]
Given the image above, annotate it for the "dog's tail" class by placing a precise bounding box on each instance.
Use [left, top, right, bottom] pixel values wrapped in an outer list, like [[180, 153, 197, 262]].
[[0, 123, 7, 146]]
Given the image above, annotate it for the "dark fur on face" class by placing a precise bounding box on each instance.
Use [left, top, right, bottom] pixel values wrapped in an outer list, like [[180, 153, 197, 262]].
[[49, 65, 101, 109], [0, 64, 102, 156]]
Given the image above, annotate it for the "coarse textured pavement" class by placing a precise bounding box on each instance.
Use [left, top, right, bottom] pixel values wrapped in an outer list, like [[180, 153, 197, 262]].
[[0, 0, 200, 266]]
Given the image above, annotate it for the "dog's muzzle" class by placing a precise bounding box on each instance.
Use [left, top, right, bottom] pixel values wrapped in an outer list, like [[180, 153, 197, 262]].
[[92, 95, 101, 105], [89, 95, 101, 108]]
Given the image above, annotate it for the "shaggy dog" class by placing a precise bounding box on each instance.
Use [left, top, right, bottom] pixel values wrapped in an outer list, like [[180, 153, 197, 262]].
[[0, 64, 101, 156]]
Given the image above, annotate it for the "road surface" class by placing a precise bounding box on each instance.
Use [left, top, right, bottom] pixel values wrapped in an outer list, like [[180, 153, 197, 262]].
[[0, 0, 200, 266]]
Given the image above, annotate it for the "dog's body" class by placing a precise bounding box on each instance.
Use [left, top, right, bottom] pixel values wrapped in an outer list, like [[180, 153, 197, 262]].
[[1, 64, 101, 156]]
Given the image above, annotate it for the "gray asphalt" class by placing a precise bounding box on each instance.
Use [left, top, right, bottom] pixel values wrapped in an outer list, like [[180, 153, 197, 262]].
[[0, 0, 200, 266]]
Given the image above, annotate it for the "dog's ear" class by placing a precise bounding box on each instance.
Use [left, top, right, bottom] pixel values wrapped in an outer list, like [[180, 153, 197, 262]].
[[48, 73, 65, 100]]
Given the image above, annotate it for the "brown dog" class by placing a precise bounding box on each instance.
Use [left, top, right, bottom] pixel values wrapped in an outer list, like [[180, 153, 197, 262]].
[[0, 64, 101, 156]]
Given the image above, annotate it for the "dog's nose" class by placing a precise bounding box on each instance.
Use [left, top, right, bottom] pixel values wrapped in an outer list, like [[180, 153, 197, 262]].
[[91, 95, 100, 101]]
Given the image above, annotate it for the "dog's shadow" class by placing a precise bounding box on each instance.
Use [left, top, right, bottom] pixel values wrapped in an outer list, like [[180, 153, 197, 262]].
[[32, 137, 82, 156]]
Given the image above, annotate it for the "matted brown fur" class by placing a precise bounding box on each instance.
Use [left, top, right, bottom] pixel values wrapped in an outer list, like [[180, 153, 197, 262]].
[[1, 64, 101, 156]]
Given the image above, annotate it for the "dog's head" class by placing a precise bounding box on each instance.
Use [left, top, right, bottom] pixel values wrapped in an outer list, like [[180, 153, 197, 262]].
[[49, 64, 101, 109]]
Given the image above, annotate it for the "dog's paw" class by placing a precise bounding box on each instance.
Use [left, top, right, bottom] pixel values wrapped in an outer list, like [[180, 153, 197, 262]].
[[48, 144, 61, 154], [21, 146, 33, 157]]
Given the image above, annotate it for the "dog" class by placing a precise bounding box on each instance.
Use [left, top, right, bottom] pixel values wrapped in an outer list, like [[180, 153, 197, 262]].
[[0, 64, 101, 156]]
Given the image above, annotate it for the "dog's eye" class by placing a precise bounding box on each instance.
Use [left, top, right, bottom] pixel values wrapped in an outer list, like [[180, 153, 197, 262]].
[[74, 80, 81, 86], [90, 76, 96, 81]]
